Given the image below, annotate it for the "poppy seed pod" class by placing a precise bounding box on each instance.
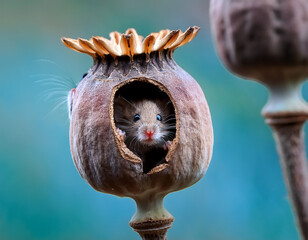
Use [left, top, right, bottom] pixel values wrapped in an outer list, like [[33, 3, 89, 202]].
[[62, 27, 213, 239], [210, 0, 308, 119], [210, 1, 308, 238]]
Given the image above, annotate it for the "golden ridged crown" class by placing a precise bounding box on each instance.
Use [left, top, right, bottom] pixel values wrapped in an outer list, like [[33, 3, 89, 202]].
[[62, 26, 200, 59]]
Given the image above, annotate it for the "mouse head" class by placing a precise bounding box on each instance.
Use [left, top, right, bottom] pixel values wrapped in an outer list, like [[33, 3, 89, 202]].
[[114, 97, 173, 146]]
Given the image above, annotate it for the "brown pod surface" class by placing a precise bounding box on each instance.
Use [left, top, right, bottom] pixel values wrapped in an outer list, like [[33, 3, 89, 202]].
[[70, 54, 212, 197], [62, 27, 213, 237], [210, 0, 308, 84]]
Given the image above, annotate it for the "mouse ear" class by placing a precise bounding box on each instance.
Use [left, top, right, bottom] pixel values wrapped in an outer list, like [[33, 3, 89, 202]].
[[114, 96, 135, 117], [114, 97, 126, 114], [156, 98, 173, 112]]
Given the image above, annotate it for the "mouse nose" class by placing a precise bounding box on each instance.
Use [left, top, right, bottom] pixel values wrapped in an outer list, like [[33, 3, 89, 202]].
[[145, 130, 154, 139]]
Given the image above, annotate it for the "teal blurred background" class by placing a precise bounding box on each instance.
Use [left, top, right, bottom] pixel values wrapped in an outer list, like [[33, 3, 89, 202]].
[[0, 0, 305, 239]]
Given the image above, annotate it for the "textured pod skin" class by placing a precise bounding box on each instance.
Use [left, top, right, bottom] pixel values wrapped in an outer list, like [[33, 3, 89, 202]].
[[210, 0, 308, 84], [70, 52, 213, 200]]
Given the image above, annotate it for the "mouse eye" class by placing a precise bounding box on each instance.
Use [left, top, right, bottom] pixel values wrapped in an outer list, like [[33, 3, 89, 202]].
[[156, 114, 162, 121], [82, 73, 88, 78], [134, 114, 141, 122]]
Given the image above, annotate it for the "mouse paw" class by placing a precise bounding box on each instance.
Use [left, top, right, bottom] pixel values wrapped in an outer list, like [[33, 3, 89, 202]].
[[163, 140, 172, 151], [116, 128, 126, 141]]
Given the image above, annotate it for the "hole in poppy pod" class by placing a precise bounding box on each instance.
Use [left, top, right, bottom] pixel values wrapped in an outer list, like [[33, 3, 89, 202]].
[[113, 80, 177, 174]]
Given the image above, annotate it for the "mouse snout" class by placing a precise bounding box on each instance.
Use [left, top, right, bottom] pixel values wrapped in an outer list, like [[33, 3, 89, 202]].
[[145, 129, 154, 139], [138, 125, 159, 143]]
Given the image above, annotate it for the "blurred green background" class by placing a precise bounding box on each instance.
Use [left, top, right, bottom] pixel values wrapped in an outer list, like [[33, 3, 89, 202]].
[[0, 0, 305, 239]]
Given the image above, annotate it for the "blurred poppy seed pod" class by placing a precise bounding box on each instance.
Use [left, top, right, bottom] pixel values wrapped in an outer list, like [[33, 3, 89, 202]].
[[210, 0, 308, 119], [62, 27, 213, 239], [210, 1, 308, 238]]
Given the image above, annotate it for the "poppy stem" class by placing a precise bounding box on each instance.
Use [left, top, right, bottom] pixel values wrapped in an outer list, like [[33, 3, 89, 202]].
[[129, 196, 174, 240], [266, 116, 308, 240]]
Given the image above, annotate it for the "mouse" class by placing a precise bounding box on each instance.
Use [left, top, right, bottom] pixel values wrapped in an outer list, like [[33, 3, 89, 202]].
[[114, 96, 176, 159]]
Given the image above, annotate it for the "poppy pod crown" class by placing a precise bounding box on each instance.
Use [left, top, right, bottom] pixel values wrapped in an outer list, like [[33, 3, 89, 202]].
[[62, 26, 200, 59]]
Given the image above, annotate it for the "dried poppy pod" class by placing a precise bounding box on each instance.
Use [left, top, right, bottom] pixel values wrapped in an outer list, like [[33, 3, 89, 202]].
[[211, 1, 308, 239], [210, 0, 308, 119], [62, 27, 213, 240]]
